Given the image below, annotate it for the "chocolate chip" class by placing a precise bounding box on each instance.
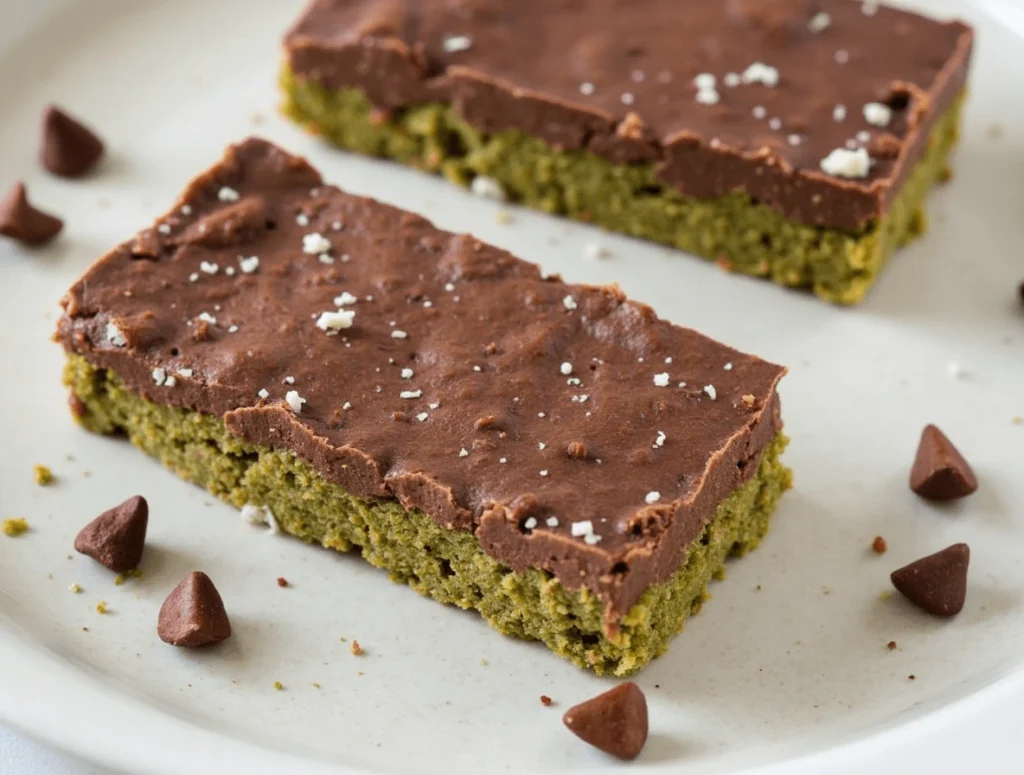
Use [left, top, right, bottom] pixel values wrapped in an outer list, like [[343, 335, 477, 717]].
[[562, 682, 648, 760], [158, 571, 232, 647], [910, 425, 978, 501], [0, 182, 63, 246], [891, 543, 969, 617], [40, 105, 104, 178], [74, 495, 148, 572]]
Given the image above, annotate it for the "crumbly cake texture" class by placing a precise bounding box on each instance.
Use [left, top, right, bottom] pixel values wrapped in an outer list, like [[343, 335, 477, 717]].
[[56, 138, 790, 674], [65, 355, 789, 674], [280, 0, 973, 304]]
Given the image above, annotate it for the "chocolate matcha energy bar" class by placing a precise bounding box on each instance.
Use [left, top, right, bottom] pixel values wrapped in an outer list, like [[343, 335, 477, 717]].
[[57, 138, 790, 675], [281, 0, 973, 304]]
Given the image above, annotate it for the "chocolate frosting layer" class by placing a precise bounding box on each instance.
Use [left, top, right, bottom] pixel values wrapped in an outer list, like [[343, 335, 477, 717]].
[[57, 138, 785, 624], [284, 0, 972, 230]]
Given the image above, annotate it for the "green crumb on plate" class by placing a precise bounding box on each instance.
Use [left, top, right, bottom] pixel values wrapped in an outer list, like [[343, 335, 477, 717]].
[[2, 518, 29, 537], [33, 465, 54, 486], [273, 681, 284, 691], [95, 601, 108, 614], [69, 582, 82, 593]]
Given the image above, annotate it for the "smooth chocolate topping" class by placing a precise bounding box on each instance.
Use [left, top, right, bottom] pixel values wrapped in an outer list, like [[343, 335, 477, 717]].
[[74, 495, 149, 572], [284, 0, 973, 230], [563, 682, 648, 760], [40, 106, 105, 178], [891, 543, 969, 617], [910, 424, 977, 501], [158, 571, 232, 647], [57, 138, 785, 623], [0, 182, 63, 246]]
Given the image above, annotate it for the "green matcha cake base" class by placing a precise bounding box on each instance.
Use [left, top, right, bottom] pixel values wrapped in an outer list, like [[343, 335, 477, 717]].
[[65, 355, 791, 676], [280, 66, 963, 305]]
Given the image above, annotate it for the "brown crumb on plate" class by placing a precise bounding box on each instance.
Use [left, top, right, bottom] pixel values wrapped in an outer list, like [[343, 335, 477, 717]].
[[872, 536, 887, 554], [277, 577, 289, 587], [350, 640, 364, 656], [540, 695, 553, 706], [887, 641, 897, 650]]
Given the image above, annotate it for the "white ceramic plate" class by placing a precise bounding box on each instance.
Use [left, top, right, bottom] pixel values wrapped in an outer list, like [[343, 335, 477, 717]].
[[1, 1, 1023, 773]]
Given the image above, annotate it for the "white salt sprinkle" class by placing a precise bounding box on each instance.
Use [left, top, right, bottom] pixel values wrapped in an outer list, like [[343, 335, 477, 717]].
[[539, 470, 549, 477], [316, 310, 356, 331], [724, 362, 733, 371], [400, 390, 423, 399], [571, 520, 594, 537], [768, 117, 782, 131], [538, 442, 546, 450], [443, 35, 472, 53], [546, 516, 559, 527], [444, 282, 455, 292], [285, 390, 306, 413], [645, 491, 661, 504], [695, 88, 720, 106], [820, 147, 871, 178], [227, 325, 239, 333], [152, 368, 167, 386], [106, 322, 127, 347], [157, 223, 171, 235], [563, 295, 578, 311], [429, 402, 439, 409], [863, 102, 893, 127], [560, 362, 573, 375], [723, 72, 741, 88], [258, 388, 270, 399], [284, 376, 295, 384], [200, 261, 219, 275], [654, 431, 666, 448], [704, 384, 718, 400], [584, 534, 602, 545], [401, 368, 414, 379], [833, 104, 847, 122], [808, 12, 831, 33], [238, 256, 260, 274], [653, 372, 670, 387], [579, 81, 596, 96], [177, 368, 193, 378], [217, 186, 240, 202], [459, 448, 469, 457], [499, 457, 507, 464], [189, 273, 199, 283], [620, 92, 635, 106], [302, 232, 332, 255], [752, 105, 767, 120], [416, 412, 429, 422], [742, 62, 779, 87], [198, 312, 217, 324], [180, 205, 192, 215], [392, 330, 408, 340]]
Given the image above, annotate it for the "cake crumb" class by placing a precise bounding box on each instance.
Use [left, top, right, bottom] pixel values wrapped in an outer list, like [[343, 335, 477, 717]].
[[480, 658, 488, 666], [277, 577, 289, 587], [540, 695, 553, 706], [495, 210, 512, 225], [350, 640, 364, 656], [908, 674, 916, 681], [879, 590, 892, 601], [82, 626, 89, 632], [311, 682, 321, 689], [69, 582, 82, 593], [872, 536, 887, 554], [274, 681, 284, 691], [887, 640, 898, 650], [2, 518, 29, 537], [114, 569, 143, 586], [34, 464, 54, 486], [95, 601, 109, 614]]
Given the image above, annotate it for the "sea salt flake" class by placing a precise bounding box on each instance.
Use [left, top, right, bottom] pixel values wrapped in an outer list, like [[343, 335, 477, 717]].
[[152, 368, 167, 386], [693, 73, 716, 90], [808, 11, 831, 32], [177, 368, 193, 378], [645, 491, 661, 504], [239, 256, 260, 273], [416, 412, 429, 422], [704, 384, 718, 400], [579, 81, 596, 96], [200, 261, 219, 275], [106, 322, 127, 347], [653, 372, 670, 387], [584, 534, 602, 545], [285, 390, 306, 413], [563, 295, 578, 311], [392, 330, 408, 339], [833, 104, 847, 122], [742, 62, 779, 87], [157, 223, 171, 235], [546, 517, 559, 527], [217, 186, 240, 202], [820, 147, 871, 178], [459, 448, 469, 457], [302, 232, 332, 255], [198, 312, 217, 324], [258, 388, 270, 399], [296, 213, 310, 227], [400, 390, 423, 399], [401, 368, 414, 379], [443, 34, 472, 53], [560, 362, 573, 375], [524, 516, 537, 529], [654, 431, 666, 448], [863, 102, 892, 127], [571, 520, 593, 537], [316, 310, 355, 331]]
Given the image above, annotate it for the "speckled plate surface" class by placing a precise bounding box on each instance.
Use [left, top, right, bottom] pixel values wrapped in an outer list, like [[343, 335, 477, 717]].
[[1, 1, 1023, 773]]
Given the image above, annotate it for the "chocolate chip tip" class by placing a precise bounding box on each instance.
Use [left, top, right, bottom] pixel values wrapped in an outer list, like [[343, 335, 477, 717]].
[[563, 681, 648, 760]]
